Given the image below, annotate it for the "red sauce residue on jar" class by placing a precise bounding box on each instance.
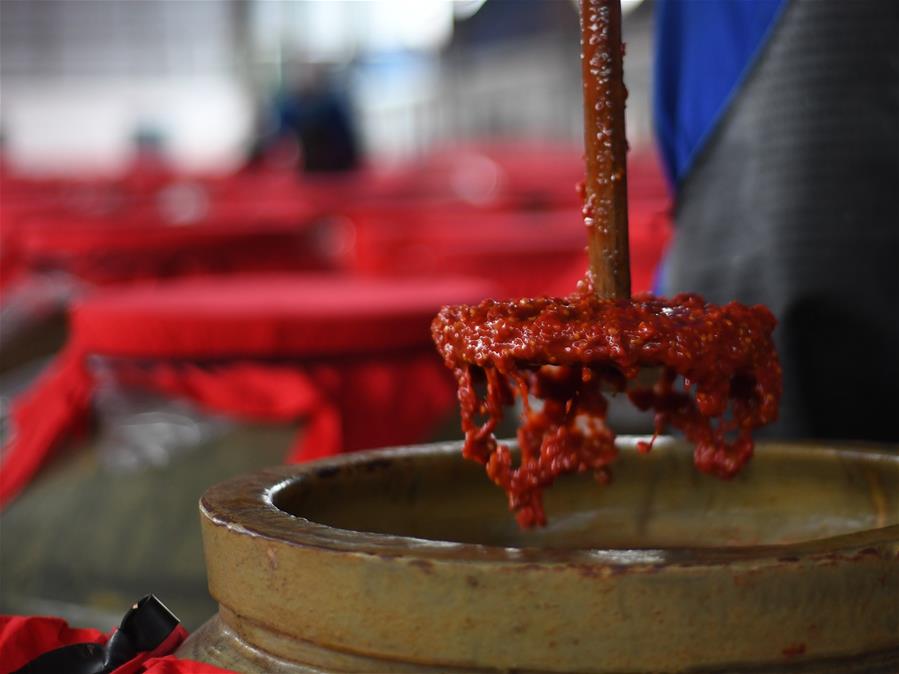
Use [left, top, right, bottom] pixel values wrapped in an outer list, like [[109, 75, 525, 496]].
[[432, 286, 782, 528]]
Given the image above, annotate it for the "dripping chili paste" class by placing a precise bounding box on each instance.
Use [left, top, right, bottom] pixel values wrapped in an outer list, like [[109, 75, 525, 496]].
[[431, 287, 782, 528]]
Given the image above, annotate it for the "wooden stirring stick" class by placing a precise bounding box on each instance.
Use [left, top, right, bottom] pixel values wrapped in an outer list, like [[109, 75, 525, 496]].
[[580, 0, 630, 300]]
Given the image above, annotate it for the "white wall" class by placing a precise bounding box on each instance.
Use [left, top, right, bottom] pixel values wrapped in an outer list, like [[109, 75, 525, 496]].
[[1, 78, 252, 174], [0, 0, 252, 173], [0, 0, 655, 173]]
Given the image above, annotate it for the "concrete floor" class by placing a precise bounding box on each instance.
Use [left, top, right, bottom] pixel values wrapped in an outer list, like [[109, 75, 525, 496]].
[[1, 422, 297, 630]]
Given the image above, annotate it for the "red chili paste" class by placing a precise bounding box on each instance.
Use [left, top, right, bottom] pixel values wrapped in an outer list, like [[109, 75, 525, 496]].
[[432, 285, 782, 527]]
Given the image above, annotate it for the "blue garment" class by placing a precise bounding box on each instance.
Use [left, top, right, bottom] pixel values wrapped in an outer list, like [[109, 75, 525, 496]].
[[272, 85, 360, 173], [654, 0, 786, 187]]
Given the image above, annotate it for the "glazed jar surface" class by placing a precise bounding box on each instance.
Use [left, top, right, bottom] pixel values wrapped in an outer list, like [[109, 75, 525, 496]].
[[179, 438, 899, 673]]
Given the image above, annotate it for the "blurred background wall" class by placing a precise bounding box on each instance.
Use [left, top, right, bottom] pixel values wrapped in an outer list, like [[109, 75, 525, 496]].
[[0, 0, 654, 174]]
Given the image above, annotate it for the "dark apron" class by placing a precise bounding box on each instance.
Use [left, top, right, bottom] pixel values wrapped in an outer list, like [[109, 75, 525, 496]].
[[662, 0, 899, 441]]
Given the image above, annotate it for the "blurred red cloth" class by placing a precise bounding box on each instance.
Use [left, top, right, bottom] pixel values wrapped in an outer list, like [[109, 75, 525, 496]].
[[349, 207, 588, 298], [0, 166, 360, 292], [0, 615, 232, 674], [1, 145, 671, 295], [3, 208, 335, 289], [348, 200, 668, 297], [345, 147, 671, 296], [0, 275, 493, 508], [1, 615, 104, 672], [372, 141, 586, 209]]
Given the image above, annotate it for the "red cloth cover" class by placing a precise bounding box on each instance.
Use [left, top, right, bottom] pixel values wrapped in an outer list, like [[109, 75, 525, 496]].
[[6, 213, 334, 288], [68, 276, 487, 358], [350, 200, 669, 296], [0, 275, 493, 507], [370, 141, 586, 209], [345, 148, 670, 296], [0, 615, 232, 674], [350, 208, 588, 298], [0, 167, 346, 292]]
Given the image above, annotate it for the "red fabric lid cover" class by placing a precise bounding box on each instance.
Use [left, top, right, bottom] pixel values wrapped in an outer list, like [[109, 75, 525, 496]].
[[71, 274, 494, 358], [0, 275, 493, 508]]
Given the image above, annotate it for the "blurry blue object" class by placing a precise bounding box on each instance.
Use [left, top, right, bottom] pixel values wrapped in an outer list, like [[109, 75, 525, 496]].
[[273, 70, 361, 173], [654, 0, 786, 187]]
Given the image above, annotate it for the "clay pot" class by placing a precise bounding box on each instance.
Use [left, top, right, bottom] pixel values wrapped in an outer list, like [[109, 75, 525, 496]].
[[178, 438, 899, 673]]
